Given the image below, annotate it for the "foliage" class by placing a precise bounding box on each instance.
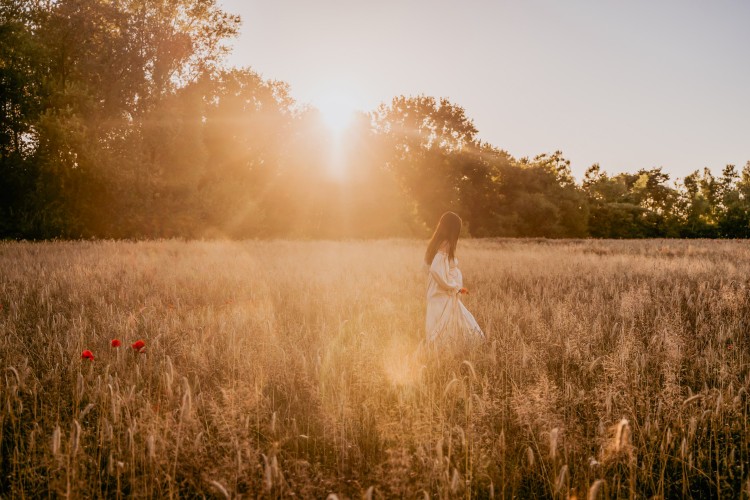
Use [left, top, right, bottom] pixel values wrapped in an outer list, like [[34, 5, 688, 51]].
[[1, 0, 749, 239]]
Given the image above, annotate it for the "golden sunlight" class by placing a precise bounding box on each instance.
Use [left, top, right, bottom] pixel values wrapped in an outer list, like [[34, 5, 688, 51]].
[[311, 89, 360, 179], [314, 91, 358, 135]]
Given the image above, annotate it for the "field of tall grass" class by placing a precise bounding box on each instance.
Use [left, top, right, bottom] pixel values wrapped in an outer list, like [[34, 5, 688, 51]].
[[1, 239, 748, 498]]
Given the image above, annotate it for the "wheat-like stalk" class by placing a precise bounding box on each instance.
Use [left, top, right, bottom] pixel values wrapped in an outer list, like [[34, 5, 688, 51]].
[[0, 239, 748, 497]]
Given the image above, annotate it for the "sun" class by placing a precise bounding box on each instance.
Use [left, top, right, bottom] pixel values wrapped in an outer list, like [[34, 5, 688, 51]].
[[314, 92, 358, 134], [310, 89, 362, 179]]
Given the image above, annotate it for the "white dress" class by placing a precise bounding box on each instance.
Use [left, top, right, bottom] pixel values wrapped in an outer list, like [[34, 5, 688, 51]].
[[425, 249, 485, 342]]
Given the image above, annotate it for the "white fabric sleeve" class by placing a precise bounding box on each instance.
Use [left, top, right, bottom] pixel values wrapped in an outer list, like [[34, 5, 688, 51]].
[[429, 252, 461, 293]]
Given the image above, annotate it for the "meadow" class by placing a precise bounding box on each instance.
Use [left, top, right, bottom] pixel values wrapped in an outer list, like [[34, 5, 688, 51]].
[[0, 239, 748, 498]]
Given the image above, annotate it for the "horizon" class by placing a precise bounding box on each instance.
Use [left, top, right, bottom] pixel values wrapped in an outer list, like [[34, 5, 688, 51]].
[[221, 0, 750, 180]]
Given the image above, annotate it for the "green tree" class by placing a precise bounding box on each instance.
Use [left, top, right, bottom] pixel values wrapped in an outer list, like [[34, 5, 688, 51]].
[[0, 0, 240, 238], [679, 169, 719, 237], [0, 0, 47, 236], [201, 69, 297, 237], [717, 163, 750, 237], [374, 95, 480, 230], [583, 166, 679, 238], [493, 152, 587, 237]]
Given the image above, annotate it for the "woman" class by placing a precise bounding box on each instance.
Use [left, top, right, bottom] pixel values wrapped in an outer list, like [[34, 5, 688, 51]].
[[424, 212, 485, 343]]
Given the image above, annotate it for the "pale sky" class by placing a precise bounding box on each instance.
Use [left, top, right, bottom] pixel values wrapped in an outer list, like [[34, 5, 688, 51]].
[[219, 0, 750, 180]]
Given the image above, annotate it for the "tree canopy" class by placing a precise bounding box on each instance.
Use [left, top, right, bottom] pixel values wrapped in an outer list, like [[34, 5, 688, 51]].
[[2, 0, 748, 239]]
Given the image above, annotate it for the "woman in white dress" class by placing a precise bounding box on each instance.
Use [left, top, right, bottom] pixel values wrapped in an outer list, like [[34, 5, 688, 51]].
[[424, 212, 485, 343]]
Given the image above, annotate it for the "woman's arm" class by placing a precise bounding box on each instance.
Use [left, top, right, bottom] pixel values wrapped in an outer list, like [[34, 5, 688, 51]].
[[429, 252, 461, 294]]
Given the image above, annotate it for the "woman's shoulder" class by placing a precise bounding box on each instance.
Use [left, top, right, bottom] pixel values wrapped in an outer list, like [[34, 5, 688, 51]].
[[431, 249, 457, 267], [428, 251, 445, 269], [432, 248, 447, 260]]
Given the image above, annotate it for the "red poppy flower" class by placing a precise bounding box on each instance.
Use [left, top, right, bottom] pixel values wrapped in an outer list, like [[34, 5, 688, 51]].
[[111, 339, 122, 348], [459, 287, 469, 295], [81, 350, 95, 361], [131, 340, 146, 352]]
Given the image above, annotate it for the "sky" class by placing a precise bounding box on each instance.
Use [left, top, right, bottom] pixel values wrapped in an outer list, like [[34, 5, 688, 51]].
[[219, 0, 750, 180]]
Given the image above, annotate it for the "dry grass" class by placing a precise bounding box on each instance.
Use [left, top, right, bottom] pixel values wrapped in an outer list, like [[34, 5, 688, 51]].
[[1, 239, 749, 498]]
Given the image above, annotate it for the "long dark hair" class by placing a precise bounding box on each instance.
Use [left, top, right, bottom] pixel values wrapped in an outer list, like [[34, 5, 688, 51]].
[[424, 212, 462, 265]]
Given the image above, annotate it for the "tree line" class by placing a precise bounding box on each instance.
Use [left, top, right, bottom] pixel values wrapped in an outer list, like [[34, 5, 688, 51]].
[[2, 0, 749, 239]]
